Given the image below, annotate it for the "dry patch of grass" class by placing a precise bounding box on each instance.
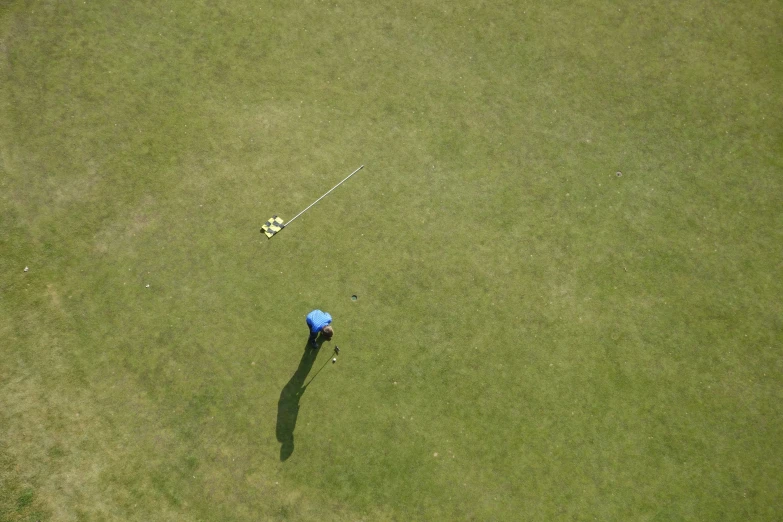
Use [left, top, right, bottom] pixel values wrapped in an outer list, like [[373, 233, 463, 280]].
[[94, 195, 157, 254]]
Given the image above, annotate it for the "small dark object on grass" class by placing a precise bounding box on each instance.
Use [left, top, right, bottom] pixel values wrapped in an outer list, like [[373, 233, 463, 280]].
[[351, 295, 357, 301]]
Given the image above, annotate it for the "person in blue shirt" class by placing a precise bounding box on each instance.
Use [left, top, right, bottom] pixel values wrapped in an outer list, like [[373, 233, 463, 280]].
[[306, 309, 333, 349]]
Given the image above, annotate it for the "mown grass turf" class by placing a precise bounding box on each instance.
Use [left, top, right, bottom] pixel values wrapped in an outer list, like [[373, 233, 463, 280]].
[[2, 0, 782, 520]]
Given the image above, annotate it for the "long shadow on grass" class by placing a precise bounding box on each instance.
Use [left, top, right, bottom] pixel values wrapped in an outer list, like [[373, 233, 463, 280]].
[[276, 342, 322, 461]]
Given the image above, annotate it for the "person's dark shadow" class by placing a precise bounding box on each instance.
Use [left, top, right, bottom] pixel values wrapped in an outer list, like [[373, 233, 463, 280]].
[[276, 341, 321, 461]]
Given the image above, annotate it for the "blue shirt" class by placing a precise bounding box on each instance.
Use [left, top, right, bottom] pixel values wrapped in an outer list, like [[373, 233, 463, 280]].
[[306, 310, 332, 334]]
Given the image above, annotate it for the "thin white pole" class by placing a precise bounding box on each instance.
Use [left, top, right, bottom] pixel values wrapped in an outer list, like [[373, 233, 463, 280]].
[[284, 165, 364, 228]]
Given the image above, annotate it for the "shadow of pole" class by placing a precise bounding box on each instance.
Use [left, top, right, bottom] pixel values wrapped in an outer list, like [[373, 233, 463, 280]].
[[276, 342, 320, 461]]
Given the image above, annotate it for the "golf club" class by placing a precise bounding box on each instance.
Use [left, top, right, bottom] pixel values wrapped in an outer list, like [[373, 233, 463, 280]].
[[304, 346, 340, 387]]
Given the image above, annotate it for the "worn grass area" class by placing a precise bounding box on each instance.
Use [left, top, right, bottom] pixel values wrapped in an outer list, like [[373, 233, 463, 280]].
[[2, 0, 782, 520]]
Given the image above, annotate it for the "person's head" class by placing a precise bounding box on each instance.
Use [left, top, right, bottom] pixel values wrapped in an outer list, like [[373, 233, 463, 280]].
[[322, 325, 334, 340]]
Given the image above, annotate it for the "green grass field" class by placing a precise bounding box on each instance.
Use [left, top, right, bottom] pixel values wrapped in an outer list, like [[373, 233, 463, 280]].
[[2, 1, 782, 520]]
